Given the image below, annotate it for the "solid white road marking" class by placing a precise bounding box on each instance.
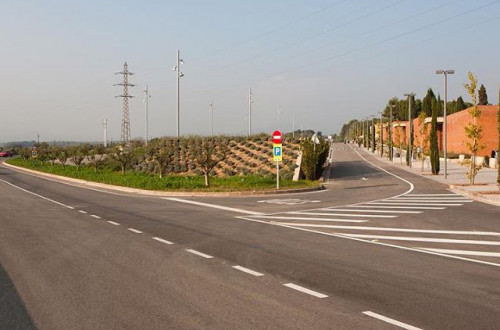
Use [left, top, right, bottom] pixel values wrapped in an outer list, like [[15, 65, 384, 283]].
[[289, 211, 396, 218], [389, 199, 472, 202], [152, 237, 174, 245], [90, 215, 101, 219], [0, 178, 74, 209], [324, 208, 422, 214], [107, 221, 120, 226], [342, 234, 500, 245], [127, 228, 143, 234], [350, 205, 445, 210], [186, 249, 214, 259], [232, 265, 264, 277], [363, 311, 422, 330], [271, 224, 500, 236], [78, 210, 87, 214], [283, 283, 328, 298], [164, 197, 262, 215], [237, 216, 500, 268], [405, 193, 460, 196], [254, 216, 366, 223], [418, 248, 500, 257], [350, 146, 414, 197], [368, 202, 463, 206]]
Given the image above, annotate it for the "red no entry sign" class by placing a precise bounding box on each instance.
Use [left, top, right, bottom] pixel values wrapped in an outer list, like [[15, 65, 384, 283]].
[[272, 130, 283, 144]]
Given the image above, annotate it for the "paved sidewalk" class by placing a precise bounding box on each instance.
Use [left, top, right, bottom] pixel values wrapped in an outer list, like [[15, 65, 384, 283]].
[[357, 145, 500, 206]]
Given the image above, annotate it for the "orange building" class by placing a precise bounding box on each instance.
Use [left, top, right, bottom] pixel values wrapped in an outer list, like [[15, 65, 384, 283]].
[[389, 105, 498, 157]]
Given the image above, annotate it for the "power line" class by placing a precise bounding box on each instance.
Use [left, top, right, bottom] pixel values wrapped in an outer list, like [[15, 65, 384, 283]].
[[187, 0, 349, 62]]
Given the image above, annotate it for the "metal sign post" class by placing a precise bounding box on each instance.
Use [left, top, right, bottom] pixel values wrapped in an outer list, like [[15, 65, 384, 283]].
[[272, 131, 283, 190]]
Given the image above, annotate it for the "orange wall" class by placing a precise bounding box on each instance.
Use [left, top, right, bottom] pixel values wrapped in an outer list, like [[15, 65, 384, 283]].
[[388, 105, 498, 157]]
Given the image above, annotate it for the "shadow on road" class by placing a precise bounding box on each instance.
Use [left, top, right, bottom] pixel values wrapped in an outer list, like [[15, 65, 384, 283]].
[[330, 160, 382, 180], [0, 263, 36, 330]]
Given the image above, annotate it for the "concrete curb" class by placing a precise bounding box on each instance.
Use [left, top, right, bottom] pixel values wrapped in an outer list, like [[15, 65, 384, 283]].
[[449, 184, 500, 207], [1, 162, 324, 198]]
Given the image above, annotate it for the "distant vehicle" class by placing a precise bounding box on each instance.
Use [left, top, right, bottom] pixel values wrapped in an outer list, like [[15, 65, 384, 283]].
[[0, 151, 13, 157]]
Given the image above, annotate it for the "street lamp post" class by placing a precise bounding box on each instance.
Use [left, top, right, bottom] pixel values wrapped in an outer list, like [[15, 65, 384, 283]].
[[371, 115, 376, 153], [404, 93, 415, 168], [379, 112, 383, 157], [436, 69, 455, 180], [173, 50, 184, 138], [388, 104, 395, 162], [143, 85, 151, 146]]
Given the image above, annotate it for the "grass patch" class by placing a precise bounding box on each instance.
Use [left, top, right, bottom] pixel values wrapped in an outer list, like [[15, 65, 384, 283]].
[[6, 158, 318, 192]]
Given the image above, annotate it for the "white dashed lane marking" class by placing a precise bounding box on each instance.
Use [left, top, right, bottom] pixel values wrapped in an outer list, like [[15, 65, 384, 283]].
[[127, 228, 143, 234], [107, 221, 120, 226], [283, 283, 328, 298], [90, 215, 101, 219], [363, 311, 422, 330], [186, 249, 213, 259], [152, 237, 174, 245], [232, 265, 265, 277], [78, 210, 87, 214]]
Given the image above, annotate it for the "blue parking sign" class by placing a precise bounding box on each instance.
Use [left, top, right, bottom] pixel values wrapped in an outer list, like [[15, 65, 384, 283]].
[[273, 143, 282, 162]]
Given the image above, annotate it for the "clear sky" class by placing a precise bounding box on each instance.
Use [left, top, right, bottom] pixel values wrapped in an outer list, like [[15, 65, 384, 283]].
[[1, 0, 499, 142]]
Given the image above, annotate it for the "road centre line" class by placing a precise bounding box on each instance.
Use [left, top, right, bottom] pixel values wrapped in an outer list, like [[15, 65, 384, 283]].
[[186, 249, 214, 259], [107, 221, 120, 226], [288, 212, 396, 218], [164, 197, 262, 215], [350, 205, 445, 210], [324, 208, 422, 214], [417, 248, 500, 257], [90, 215, 101, 219], [341, 234, 500, 245], [362, 311, 422, 330], [254, 216, 366, 223], [78, 210, 87, 214], [0, 178, 74, 209], [269, 223, 500, 236], [237, 216, 500, 268], [152, 237, 174, 245], [283, 283, 328, 298], [232, 265, 264, 277], [127, 228, 143, 234], [368, 202, 463, 206]]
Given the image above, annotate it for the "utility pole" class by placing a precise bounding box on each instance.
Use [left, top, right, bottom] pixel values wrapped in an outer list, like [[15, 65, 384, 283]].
[[292, 115, 296, 139], [143, 85, 151, 146], [209, 101, 214, 137], [173, 50, 184, 138], [404, 93, 416, 168], [37, 134, 40, 144], [103, 118, 108, 148], [114, 62, 135, 145], [248, 88, 253, 137], [436, 69, 455, 179]]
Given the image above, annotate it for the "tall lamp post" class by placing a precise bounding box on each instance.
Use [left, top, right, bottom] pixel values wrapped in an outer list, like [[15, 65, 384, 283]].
[[173, 50, 184, 138], [371, 115, 376, 153], [436, 69, 455, 180], [388, 104, 395, 161], [379, 111, 384, 157], [404, 93, 415, 168]]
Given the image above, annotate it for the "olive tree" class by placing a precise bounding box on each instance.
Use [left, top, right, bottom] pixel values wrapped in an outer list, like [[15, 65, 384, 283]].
[[193, 138, 228, 187]]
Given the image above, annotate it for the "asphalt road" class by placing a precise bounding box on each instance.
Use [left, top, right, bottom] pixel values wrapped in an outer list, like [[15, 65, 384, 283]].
[[0, 145, 499, 329]]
